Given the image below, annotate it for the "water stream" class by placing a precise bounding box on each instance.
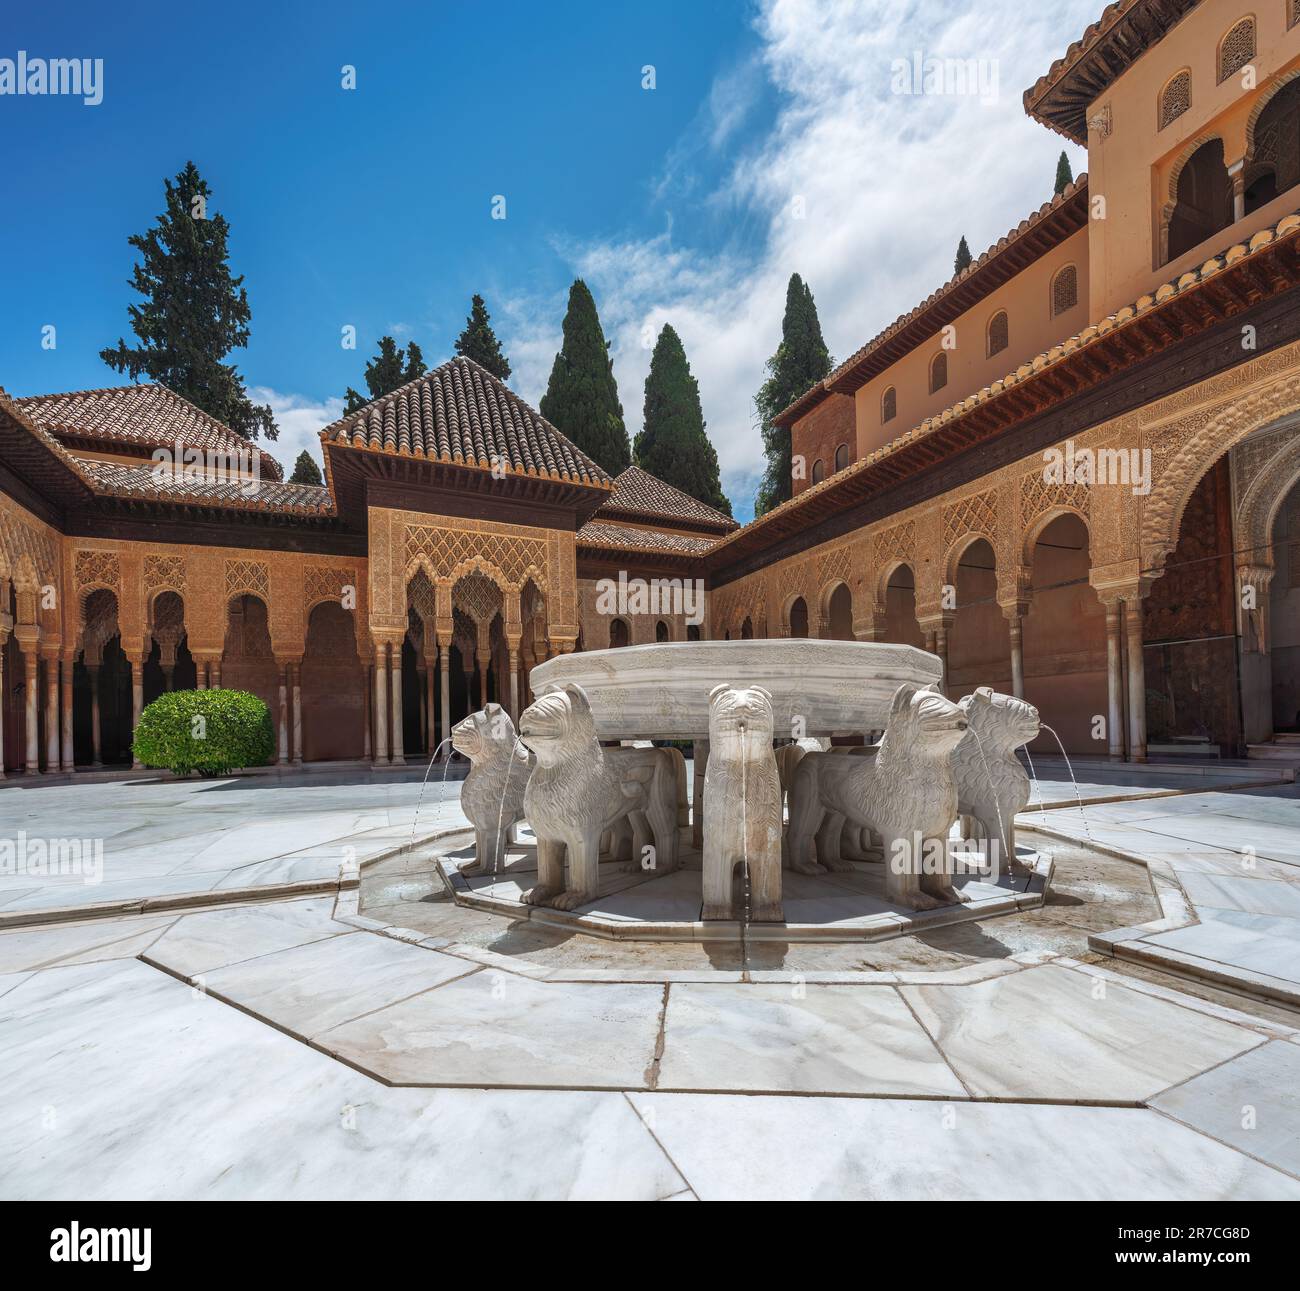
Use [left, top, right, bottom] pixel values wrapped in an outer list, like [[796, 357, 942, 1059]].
[[409, 737, 456, 850]]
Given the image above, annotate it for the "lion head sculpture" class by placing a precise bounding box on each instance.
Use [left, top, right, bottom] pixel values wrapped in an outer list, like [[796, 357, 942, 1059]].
[[452, 702, 523, 763], [882, 682, 968, 759], [707, 683, 775, 743], [958, 687, 1040, 752], [518, 683, 598, 768]]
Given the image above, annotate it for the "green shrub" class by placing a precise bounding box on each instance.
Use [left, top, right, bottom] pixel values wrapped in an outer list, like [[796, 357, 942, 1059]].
[[132, 688, 275, 777]]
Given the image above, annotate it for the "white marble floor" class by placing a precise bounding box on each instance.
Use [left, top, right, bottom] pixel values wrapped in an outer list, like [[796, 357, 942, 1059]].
[[3, 770, 1299, 1200], [1034, 784, 1300, 995]]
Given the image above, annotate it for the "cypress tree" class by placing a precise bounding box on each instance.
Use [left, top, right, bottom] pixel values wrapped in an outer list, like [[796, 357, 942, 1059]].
[[289, 450, 323, 486], [754, 273, 832, 516], [343, 336, 426, 414], [539, 279, 630, 474], [100, 161, 277, 439], [453, 294, 512, 381], [635, 325, 732, 517], [954, 235, 973, 275], [1054, 150, 1074, 195]]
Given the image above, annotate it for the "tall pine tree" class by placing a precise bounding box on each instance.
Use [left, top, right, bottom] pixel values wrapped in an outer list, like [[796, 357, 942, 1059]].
[[289, 450, 323, 486], [635, 325, 732, 517], [1054, 150, 1074, 195], [343, 337, 426, 414], [754, 274, 832, 516], [954, 235, 973, 274], [453, 294, 511, 381], [539, 279, 630, 475], [101, 161, 277, 439]]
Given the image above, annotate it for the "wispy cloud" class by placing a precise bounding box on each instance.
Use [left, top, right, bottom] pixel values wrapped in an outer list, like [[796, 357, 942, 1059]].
[[502, 0, 1092, 521], [250, 386, 343, 476]]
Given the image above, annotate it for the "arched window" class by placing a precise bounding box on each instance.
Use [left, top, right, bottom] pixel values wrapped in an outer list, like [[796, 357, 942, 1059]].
[[609, 617, 630, 648], [1159, 70, 1191, 130], [686, 624, 701, 641], [655, 619, 669, 642], [1218, 19, 1255, 83], [929, 351, 947, 394], [1292, 0, 1300, 31], [1246, 80, 1300, 215], [986, 310, 1009, 358], [740, 616, 753, 639], [1051, 265, 1078, 317], [811, 458, 825, 484], [1167, 138, 1233, 261], [834, 442, 849, 472], [881, 386, 897, 423]]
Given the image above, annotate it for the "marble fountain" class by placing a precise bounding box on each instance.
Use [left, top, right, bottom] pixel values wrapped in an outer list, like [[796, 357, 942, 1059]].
[[430, 639, 1053, 943]]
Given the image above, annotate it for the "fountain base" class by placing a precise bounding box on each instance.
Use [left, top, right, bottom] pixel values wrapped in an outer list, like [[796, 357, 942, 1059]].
[[430, 824, 1053, 945]]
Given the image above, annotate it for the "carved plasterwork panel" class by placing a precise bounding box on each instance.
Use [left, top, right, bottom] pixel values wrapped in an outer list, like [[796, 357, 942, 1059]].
[[225, 558, 270, 602]]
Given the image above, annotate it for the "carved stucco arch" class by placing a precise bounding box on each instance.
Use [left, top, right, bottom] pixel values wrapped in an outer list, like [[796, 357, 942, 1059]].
[[873, 558, 914, 607], [1237, 426, 1300, 563], [943, 530, 998, 589], [1143, 376, 1300, 573], [817, 577, 852, 626], [1021, 504, 1090, 568], [1245, 64, 1300, 152]]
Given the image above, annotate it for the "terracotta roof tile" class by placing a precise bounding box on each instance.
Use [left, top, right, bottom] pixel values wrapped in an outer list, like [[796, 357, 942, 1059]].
[[16, 383, 283, 480], [323, 355, 611, 487], [598, 465, 737, 531], [577, 519, 720, 556], [75, 457, 335, 514]]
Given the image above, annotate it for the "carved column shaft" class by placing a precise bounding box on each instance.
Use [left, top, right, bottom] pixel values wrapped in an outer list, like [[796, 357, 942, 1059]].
[[374, 647, 389, 763], [1104, 603, 1125, 760], [60, 658, 74, 771], [23, 649, 39, 773], [1124, 600, 1147, 763]]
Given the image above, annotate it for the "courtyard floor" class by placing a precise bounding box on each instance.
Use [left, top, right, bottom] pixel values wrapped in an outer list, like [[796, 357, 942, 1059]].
[[1, 764, 1299, 1200]]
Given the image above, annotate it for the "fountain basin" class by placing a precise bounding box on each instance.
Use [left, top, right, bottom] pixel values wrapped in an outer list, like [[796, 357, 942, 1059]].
[[529, 639, 942, 740]]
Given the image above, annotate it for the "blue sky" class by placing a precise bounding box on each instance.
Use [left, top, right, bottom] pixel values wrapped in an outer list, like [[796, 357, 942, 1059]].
[[0, 1, 1093, 520]]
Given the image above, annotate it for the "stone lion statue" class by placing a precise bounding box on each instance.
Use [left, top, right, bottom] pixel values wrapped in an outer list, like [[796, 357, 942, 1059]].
[[518, 683, 679, 910], [451, 704, 534, 876], [786, 682, 969, 910], [703, 684, 783, 922], [953, 687, 1040, 867]]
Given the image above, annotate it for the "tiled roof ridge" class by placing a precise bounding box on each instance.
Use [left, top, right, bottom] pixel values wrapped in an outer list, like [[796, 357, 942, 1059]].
[[322, 354, 612, 488], [601, 464, 739, 531], [16, 381, 284, 482], [776, 176, 1089, 425], [577, 518, 721, 556], [726, 207, 1300, 551], [1024, 0, 1143, 112]]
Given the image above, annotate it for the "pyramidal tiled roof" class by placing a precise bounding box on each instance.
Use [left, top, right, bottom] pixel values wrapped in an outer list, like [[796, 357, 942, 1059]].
[[577, 519, 720, 556], [323, 355, 611, 487], [16, 383, 283, 481], [599, 465, 738, 532]]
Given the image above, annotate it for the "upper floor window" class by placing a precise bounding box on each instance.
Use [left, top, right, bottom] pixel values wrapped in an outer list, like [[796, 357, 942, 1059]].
[[1218, 19, 1255, 83], [986, 310, 1009, 358], [811, 458, 825, 484], [1159, 70, 1192, 130], [929, 351, 948, 394], [1167, 138, 1233, 261], [1051, 265, 1078, 317], [881, 385, 897, 423], [1291, 0, 1300, 31], [1246, 79, 1300, 215], [834, 442, 849, 472]]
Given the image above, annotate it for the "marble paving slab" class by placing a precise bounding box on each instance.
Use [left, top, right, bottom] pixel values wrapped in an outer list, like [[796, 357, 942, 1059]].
[[656, 983, 965, 1097], [627, 1092, 1300, 1200], [184, 931, 477, 1039], [142, 897, 349, 978], [317, 970, 665, 1088], [1150, 1040, 1300, 1179], [899, 963, 1264, 1102], [0, 913, 176, 974], [0, 958, 685, 1200]]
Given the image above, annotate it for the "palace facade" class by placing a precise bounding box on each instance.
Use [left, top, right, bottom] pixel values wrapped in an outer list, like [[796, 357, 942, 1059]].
[[3, 0, 1299, 776]]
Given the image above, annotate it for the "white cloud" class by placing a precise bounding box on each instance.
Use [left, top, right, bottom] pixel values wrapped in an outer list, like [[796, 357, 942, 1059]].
[[504, 0, 1093, 518], [249, 386, 343, 479]]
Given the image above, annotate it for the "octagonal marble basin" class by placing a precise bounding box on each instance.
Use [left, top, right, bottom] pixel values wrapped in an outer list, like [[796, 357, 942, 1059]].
[[528, 639, 942, 740]]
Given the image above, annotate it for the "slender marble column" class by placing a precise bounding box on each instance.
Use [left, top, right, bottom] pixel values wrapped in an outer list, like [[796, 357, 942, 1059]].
[[1105, 602, 1125, 761], [88, 664, 103, 766], [363, 664, 373, 762], [1124, 599, 1147, 763], [508, 647, 520, 722], [45, 657, 60, 771], [130, 656, 144, 769], [210, 661, 222, 689], [439, 641, 451, 759], [374, 650, 389, 763], [291, 662, 303, 765], [60, 659, 74, 771], [1007, 614, 1024, 699], [24, 650, 39, 773], [425, 661, 436, 754], [390, 646, 404, 764], [276, 663, 289, 765]]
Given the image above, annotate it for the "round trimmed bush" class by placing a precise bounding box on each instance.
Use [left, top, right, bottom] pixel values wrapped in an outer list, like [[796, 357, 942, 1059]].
[[132, 688, 275, 777]]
